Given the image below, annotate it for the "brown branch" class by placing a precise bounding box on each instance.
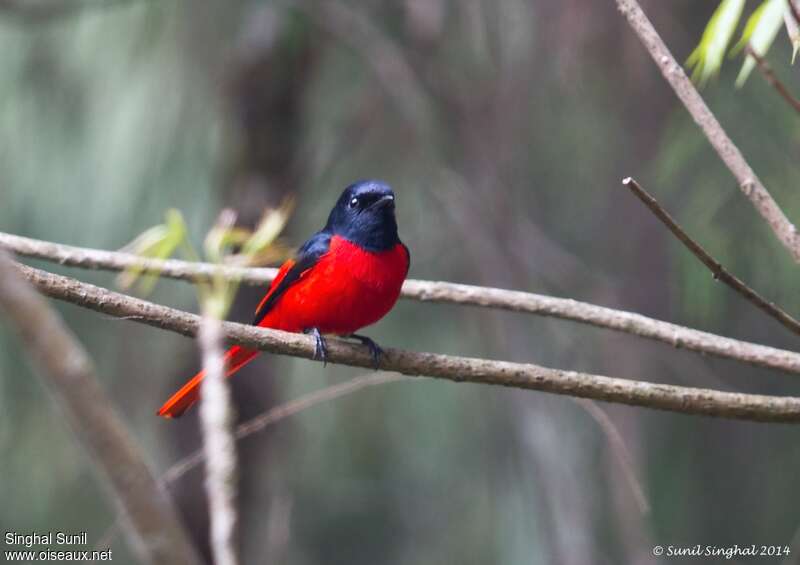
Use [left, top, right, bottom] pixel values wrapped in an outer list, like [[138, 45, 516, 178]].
[[614, 0, 800, 263], [623, 177, 800, 337], [12, 260, 800, 423], [5, 232, 800, 377], [0, 231, 279, 285], [745, 44, 800, 115], [0, 251, 202, 565]]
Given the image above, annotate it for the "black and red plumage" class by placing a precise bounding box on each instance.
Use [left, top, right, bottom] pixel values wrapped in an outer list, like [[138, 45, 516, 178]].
[[157, 180, 410, 418]]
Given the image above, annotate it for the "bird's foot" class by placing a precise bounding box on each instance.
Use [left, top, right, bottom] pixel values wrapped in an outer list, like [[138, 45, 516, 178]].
[[305, 327, 328, 366], [348, 334, 384, 369]]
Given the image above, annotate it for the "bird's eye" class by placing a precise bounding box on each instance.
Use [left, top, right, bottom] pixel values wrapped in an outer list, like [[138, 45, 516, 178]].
[[349, 197, 359, 208]]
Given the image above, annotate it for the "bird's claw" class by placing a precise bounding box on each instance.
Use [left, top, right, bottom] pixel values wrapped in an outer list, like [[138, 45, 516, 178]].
[[349, 334, 383, 369], [305, 327, 328, 366]]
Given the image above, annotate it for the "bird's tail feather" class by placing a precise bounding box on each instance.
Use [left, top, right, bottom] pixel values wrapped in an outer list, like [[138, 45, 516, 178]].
[[157, 345, 259, 418]]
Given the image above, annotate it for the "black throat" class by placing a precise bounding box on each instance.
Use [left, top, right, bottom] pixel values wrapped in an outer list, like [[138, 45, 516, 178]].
[[324, 180, 401, 252], [326, 209, 399, 252]]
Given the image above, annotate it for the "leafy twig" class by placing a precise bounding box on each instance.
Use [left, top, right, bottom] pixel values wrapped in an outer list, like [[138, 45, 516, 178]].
[[614, 0, 800, 262]]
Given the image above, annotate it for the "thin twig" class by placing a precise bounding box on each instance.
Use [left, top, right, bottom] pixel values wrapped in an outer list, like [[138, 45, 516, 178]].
[[198, 315, 239, 565], [97, 373, 405, 553], [5, 232, 800, 377], [623, 177, 800, 337], [572, 398, 650, 515], [13, 261, 800, 423], [165, 373, 406, 484], [176, 379, 652, 541], [614, 0, 800, 263], [745, 44, 800, 114], [0, 251, 202, 565]]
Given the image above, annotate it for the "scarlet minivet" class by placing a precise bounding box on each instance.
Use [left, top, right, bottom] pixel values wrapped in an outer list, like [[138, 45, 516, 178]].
[[158, 180, 410, 418]]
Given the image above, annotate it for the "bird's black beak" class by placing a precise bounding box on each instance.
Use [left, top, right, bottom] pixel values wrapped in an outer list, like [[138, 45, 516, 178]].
[[372, 194, 395, 209]]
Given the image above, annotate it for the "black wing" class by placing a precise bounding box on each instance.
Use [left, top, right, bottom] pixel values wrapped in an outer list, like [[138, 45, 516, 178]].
[[252, 231, 332, 326]]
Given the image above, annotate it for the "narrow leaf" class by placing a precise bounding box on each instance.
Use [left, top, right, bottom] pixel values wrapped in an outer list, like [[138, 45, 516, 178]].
[[785, 6, 800, 63], [733, 0, 788, 87], [686, 0, 746, 86]]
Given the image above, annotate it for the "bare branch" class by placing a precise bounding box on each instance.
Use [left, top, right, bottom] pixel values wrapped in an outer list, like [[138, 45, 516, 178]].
[[623, 177, 800, 337], [198, 315, 240, 565], [5, 231, 800, 377], [614, 0, 800, 263], [745, 44, 800, 115], [0, 251, 202, 565], [12, 260, 800, 423]]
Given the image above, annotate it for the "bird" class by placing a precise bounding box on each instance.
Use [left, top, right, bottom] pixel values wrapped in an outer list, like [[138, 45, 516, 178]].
[[157, 180, 410, 418]]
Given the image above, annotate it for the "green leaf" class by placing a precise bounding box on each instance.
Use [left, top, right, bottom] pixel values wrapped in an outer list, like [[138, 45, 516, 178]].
[[240, 197, 295, 260], [118, 208, 188, 294], [732, 0, 788, 87], [785, 8, 800, 63], [686, 0, 746, 87]]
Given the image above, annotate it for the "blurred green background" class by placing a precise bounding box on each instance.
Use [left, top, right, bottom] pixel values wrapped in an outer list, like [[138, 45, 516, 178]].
[[2, 1, 800, 563]]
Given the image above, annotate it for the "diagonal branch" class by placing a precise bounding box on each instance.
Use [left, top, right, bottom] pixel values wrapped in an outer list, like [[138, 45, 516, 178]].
[[12, 260, 800, 423], [4, 231, 800, 376], [0, 251, 202, 565], [614, 0, 800, 263], [745, 44, 800, 115], [623, 177, 800, 337], [94, 373, 408, 552], [572, 398, 650, 515]]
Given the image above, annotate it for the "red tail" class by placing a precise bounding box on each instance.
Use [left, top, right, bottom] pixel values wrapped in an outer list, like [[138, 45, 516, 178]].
[[157, 346, 259, 418]]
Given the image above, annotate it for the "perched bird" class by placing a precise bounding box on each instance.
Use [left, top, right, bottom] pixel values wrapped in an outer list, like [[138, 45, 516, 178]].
[[157, 180, 410, 418]]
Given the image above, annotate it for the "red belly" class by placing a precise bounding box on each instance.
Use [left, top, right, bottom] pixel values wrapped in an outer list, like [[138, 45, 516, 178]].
[[259, 236, 408, 335]]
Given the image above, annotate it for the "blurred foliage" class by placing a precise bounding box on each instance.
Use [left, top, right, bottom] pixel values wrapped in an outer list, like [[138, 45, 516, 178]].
[[687, 0, 796, 87], [120, 198, 293, 317], [1, 1, 800, 564], [686, 0, 745, 86]]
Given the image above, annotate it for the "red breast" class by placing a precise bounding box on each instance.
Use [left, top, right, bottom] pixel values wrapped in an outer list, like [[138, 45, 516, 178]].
[[258, 235, 409, 335]]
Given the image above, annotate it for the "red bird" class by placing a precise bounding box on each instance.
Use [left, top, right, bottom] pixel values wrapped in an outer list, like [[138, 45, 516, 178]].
[[158, 180, 410, 418]]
